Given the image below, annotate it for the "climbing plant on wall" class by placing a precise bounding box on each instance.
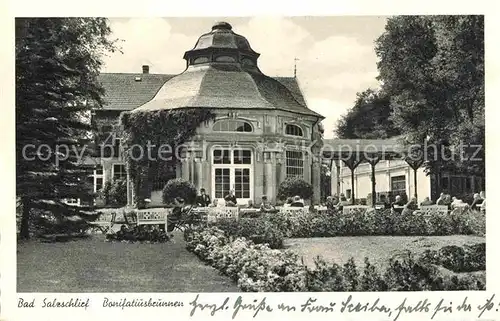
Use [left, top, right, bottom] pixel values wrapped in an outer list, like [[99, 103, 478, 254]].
[[119, 108, 215, 206]]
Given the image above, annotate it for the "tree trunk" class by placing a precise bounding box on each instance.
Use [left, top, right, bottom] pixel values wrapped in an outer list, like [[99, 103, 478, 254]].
[[19, 197, 31, 239]]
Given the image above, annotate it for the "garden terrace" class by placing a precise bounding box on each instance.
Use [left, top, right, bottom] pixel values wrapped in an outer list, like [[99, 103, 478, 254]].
[[322, 137, 426, 205]]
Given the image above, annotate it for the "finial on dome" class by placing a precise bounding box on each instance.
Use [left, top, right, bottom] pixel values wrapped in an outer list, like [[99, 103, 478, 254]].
[[212, 21, 232, 31]]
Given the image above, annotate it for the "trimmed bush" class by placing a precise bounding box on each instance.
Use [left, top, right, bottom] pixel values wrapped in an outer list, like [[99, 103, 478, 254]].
[[106, 225, 170, 243], [103, 179, 127, 207], [277, 177, 313, 200], [260, 208, 485, 238], [162, 178, 197, 204]]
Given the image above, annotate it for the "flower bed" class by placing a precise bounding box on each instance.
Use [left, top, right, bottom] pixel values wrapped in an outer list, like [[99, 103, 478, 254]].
[[184, 227, 485, 292]]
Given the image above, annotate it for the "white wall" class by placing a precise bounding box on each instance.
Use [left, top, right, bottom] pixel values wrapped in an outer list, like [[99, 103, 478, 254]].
[[331, 160, 432, 203]]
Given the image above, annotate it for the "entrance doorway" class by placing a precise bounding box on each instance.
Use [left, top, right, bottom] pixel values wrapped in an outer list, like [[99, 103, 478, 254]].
[[212, 148, 253, 204]]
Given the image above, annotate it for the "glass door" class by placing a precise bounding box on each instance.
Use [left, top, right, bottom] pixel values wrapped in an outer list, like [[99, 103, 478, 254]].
[[214, 168, 231, 199], [212, 148, 253, 204]]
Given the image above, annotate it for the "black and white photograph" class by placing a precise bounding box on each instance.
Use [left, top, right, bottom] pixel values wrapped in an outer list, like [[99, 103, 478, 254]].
[[13, 13, 487, 298]]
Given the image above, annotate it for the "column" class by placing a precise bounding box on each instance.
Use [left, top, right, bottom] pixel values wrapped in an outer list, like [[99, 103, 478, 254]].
[[311, 156, 321, 205], [263, 152, 274, 203], [336, 160, 341, 196], [194, 158, 203, 190], [330, 160, 337, 196], [368, 158, 380, 207], [126, 162, 132, 206], [181, 158, 189, 181]]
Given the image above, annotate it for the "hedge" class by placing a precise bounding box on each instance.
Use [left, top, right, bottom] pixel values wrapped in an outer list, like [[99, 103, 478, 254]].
[[267, 208, 485, 238]]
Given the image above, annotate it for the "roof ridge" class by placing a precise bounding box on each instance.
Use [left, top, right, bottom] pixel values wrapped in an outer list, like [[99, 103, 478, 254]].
[[99, 72, 295, 79]]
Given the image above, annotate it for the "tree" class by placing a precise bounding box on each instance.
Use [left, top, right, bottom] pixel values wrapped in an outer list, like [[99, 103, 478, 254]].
[[375, 16, 484, 193], [16, 18, 117, 238], [335, 89, 400, 139]]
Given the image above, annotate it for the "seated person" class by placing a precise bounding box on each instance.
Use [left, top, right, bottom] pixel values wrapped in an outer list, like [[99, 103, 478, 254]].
[[442, 194, 452, 210], [325, 196, 336, 210], [479, 191, 486, 212], [260, 195, 277, 213], [283, 197, 293, 207], [404, 197, 419, 211], [379, 195, 391, 209], [208, 198, 218, 207], [217, 198, 226, 207], [391, 195, 405, 214], [224, 190, 238, 207], [195, 188, 211, 207], [290, 195, 305, 207], [470, 193, 483, 210], [420, 197, 434, 207], [337, 195, 348, 211], [436, 193, 446, 205]]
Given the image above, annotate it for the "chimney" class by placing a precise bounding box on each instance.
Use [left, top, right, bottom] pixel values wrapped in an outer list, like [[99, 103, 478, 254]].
[[142, 65, 149, 74]]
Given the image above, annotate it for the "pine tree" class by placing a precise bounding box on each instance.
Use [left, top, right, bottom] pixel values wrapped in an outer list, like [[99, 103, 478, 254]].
[[16, 18, 118, 238]]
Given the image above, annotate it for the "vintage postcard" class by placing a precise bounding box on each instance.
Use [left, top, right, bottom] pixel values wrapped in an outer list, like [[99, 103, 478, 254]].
[[2, 1, 500, 320]]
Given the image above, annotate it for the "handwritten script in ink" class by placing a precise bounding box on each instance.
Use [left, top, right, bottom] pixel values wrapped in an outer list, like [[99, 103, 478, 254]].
[[187, 293, 500, 320]]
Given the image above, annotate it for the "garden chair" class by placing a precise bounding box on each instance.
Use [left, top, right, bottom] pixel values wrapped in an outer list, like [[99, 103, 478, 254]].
[[171, 205, 204, 232], [342, 205, 369, 216], [136, 208, 169, 231], [207, 206, 239, 222], [278, 207, 309, 217], [89, 209, 117, 234]]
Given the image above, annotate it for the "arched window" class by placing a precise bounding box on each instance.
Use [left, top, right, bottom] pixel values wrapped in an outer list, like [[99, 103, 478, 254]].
[[241, 58, 255, 66], [193, 56, 209, 64], [215, 55, 236, 62], [286, 124, 303, 137], [213, 120, 253, 132]]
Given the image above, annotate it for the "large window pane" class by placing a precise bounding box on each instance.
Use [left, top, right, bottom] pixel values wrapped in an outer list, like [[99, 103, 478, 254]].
[[234, 150, 252, 164], [286, 151, 304, 178], [213, 149, 230, 164]]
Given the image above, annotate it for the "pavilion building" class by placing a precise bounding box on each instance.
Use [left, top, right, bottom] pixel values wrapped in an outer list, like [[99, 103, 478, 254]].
[[92, 21, 324, 206]]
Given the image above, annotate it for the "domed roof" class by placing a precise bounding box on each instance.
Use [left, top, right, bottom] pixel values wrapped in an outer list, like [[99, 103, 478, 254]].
[[132, 22, 323, 119], [189, 21, 257, 53]]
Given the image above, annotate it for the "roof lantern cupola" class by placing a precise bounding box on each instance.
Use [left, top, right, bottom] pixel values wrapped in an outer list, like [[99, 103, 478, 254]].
[[183, 21, 261, 72]]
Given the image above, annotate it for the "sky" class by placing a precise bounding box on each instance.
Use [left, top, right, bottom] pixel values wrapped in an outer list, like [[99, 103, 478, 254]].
[[101, 16, 389, 138]]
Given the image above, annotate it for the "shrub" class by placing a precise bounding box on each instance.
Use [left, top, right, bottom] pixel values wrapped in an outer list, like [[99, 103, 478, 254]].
[[277, 177, 313, 200], [360, 258, 388, 291], [162, 178, 197, 204], [419, 243, 485, 273], [103, 179, 127, 207], [383, 252, 446, 291], [214, 217, 284, 249], [305, 257, 347, 291], [106, 225, 170, 243]]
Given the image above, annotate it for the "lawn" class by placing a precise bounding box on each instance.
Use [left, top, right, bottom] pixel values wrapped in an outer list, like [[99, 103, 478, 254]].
[[17, 232, 239, 292], [285, 235, 486, 271]]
